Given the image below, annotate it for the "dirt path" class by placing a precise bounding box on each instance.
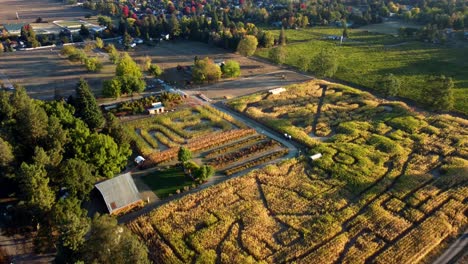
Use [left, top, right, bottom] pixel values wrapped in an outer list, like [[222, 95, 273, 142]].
[[0, 229, 55, 264]]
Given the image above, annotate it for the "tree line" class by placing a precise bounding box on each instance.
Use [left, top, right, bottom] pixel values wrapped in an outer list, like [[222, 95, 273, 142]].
[[0, 80, 149, 263]]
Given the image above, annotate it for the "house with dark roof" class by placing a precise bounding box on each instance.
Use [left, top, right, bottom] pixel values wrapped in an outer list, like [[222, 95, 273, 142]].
[[94, 172, 142, 215]]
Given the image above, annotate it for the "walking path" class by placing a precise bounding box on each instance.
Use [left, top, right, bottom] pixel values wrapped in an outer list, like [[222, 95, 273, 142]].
[[119, 98, 300, 224]]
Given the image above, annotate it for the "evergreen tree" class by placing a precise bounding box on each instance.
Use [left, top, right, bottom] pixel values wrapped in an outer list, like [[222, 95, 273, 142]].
[[18, 152, 55, 212], [376, 73, 401, 97], [427, 75, 454, 111], [74, 78, 104, 130], [279, 26, 287, 46]]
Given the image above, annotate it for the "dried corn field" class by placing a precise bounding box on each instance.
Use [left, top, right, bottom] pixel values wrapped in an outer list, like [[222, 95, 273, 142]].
[[128, 80, 467, 263]]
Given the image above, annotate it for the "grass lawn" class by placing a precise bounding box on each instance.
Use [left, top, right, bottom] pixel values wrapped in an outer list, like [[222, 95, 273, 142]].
[[142, 167, 195, 198], [257, 27, 468, 114]]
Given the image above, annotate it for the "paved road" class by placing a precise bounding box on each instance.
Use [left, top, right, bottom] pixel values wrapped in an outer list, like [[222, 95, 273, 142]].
[[432, 230, 468, 264]]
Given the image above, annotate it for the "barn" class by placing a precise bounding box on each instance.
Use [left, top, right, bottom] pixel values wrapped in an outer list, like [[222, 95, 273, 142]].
[[94, 172, 142, 215]]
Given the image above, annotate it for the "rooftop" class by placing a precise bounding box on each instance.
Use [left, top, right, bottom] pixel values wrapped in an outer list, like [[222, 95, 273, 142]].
[[95, 172, 142, 214]]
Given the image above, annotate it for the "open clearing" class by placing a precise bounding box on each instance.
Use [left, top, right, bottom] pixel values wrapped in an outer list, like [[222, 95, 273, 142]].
[[1, 41, 307, 100], [257, 27, 468, 114], [130, 41, 312, 98], [0, 48, 114, 99], [128, 80, 467, 263], [0, 0, 93, 24], [358, 20, 422, 35]]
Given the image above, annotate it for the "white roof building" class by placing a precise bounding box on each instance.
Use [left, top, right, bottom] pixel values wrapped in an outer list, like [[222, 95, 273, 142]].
[[269, 87, 286, 95]]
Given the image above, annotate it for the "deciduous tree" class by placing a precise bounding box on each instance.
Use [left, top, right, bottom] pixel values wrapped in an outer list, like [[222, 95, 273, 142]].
[[95, 37, 104, 49], [178, 146, 192, 164], [237, 35, 258, 56], [85, 57, 103, 72], [192, 57, 221, 83], [80, 214, 150, 264], [102, 78, 122, 98], [76, 133, 130, 178], [59, 158, 95, 200]]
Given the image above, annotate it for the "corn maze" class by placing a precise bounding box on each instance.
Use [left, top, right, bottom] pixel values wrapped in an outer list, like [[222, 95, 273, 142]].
[[128, 81, 467, 263], [125, 105, 288, 174]]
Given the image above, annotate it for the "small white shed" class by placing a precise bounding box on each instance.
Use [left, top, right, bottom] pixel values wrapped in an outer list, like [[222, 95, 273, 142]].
[[269, 87, 286, 95], [310, 153, 322, 161], [134, 156, 145, 165], [148, 102, 165, 115]]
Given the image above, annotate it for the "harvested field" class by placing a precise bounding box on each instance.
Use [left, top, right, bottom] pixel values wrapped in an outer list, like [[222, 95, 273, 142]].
[[0, 47, 114, 99], [129, 80, 468, 263], [0, 0, 94, 24], [128, 41, 312, 97]]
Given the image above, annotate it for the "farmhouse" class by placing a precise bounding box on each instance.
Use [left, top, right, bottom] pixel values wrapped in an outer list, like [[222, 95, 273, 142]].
[[148, 102, 165, 115], [94, 172, 142, 215], [269, 87, 286, 95], [3, 23, 25, 36]]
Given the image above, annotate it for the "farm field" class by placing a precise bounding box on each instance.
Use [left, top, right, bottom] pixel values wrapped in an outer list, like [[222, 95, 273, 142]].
[[125, 104, 288, 183], [256, 27, 468, 114], [0, 40, 306, 100], [358, 20, 422, 35], [0, 47, 114, 100], [0, 0, 94, 24], [129, 41, 289, 89], [128, 80, 467, 263]]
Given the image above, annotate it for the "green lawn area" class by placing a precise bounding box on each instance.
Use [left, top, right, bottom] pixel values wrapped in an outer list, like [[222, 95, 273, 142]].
[[142, 167, 195, 198], [257, 27, 468, 114]]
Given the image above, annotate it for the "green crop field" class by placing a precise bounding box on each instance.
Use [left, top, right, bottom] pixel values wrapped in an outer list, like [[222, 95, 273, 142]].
[[256, 27, 468, 114]]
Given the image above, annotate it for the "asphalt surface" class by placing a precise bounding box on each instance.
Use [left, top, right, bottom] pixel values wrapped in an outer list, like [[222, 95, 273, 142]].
[[432, 231, 468, 264]]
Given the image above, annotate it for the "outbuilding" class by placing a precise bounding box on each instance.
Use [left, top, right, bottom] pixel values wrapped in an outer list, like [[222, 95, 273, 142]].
[[134, 156, 145, 165], [310, 153, 323, 161], [148, 102, 165, 115], [94, 173, 142, 215], [269, 87, 286, 95]]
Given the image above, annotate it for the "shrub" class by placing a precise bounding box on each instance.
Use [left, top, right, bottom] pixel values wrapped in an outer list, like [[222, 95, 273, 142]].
[[85, 57, 103, 72], [221, 60, 241, 78], [388, 116, 426, 133], [148, 64, 163, 77]]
